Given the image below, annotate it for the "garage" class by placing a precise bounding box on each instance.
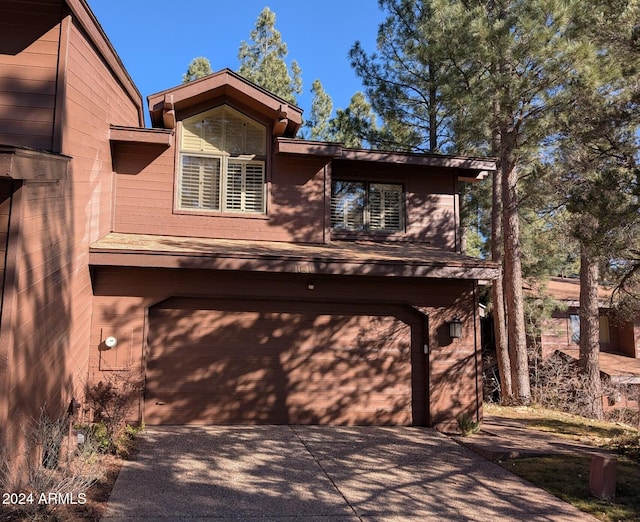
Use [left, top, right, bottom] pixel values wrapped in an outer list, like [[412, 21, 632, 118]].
[[144, 297, 424, 425]]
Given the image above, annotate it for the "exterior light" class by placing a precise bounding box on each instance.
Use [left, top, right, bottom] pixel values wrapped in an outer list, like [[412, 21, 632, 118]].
[[449, 317, 463, 339], [307, 282, 315, 290], [104, 336, 118, 349]]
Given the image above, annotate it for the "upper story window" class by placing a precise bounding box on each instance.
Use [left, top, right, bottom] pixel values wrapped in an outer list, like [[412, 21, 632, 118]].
[[331, 180, 404, 232], [177, 106, 266, 214]]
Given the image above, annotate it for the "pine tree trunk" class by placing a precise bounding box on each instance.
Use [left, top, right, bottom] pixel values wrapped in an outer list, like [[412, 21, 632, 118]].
[[579, 247, 604, 419], [501, 157, 531, 404], [490, 164, 513, 403]]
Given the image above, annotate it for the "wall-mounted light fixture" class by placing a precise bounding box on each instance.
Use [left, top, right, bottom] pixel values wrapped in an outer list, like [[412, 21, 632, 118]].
[[104, 336, 118, 349], [448, 317, 463, 339], [307, 281, 315, 290]]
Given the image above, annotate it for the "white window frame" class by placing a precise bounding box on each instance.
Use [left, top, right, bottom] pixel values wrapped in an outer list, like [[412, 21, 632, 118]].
[[176, 106, 267, 214]]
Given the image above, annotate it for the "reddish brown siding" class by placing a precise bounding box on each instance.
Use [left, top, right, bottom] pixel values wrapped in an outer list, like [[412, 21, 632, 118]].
[[146, 301, 414, 425], [1, 2, 143, 456], [90, 267, 480, 430], [0, 0, 62, 150], [113, 145, 330, 243]]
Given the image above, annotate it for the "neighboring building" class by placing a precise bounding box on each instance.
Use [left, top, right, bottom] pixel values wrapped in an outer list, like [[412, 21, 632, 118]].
[[534, 277, 640, 361], [532, 277, 640, 408], [1, 0, 498, 457]]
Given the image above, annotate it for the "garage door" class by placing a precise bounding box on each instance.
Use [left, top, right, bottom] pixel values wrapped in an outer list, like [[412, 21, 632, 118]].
[[145, 298, 418, 425]]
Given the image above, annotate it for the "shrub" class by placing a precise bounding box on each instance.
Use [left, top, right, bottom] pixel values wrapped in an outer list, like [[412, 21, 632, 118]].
[[85, 370, 143, 455], [457, 414, 481, 436], [1, 407, 102, 520]]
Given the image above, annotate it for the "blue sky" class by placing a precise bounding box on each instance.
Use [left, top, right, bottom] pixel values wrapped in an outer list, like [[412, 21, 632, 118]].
[[88, 1, 387, 126]]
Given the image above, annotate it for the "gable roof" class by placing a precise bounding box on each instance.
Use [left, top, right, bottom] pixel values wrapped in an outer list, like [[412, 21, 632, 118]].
[[147, 69, 303, 137]]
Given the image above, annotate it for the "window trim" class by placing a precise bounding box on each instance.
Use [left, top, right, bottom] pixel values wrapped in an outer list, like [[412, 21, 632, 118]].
[[330, 179, 405, 234]]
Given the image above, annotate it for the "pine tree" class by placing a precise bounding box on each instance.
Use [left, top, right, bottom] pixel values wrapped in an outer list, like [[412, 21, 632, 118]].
[[550, 3, 640, 416], [182, 57, 213, 83], [305, 80, 333, 141], [349, 0, 612, 404], [328, 93, 378, 148], [349, 0, 453, 153], [237, 7, 302, 105]]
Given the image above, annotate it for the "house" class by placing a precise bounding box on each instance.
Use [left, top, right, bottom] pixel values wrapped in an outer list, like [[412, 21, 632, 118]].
[[534, 277, 640, 360], [532, 277, 640, 407], [1, 0, 497, 458]]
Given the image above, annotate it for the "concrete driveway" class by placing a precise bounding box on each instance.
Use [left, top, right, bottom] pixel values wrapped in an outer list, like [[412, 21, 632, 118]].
[[103, 425, 594, 521]]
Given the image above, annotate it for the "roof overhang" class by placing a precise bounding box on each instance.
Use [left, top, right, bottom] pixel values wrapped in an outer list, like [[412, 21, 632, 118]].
[[275, 138, 496, 181], [148, 69, 303, 137], [109, 126, 173, 147], [90, 233, 499, 280], [0, 146, 70, 181]]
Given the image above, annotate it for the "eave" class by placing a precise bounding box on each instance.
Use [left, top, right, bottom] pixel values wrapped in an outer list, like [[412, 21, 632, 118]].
[[275, 138, 495, 181], [0, 146, 69, 181], [148, 69, 303, 137], [90, 233, 499, 281], [109, 126, 173, 147]]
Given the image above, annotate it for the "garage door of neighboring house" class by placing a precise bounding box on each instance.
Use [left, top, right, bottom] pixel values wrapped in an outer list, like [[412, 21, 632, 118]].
[[144, 298, 423, 425]]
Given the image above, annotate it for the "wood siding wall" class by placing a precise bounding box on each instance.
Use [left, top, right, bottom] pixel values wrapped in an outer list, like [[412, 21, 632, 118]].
[[113, 146, 459, 247], [1, 3, 142, 454], [0, 0, 63, 151], [540, 310, 638, 359], [90, 268, 481, 431], [114, 146, 330, 243]]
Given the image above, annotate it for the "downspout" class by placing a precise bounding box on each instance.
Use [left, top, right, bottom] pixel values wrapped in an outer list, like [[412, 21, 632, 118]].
[[453, 174, 461, 253], [472, 281, 481, 423], [423, 312, 431, 427]]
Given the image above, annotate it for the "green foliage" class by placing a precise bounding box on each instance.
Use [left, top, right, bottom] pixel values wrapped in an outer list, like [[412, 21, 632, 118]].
[[182, 56, 213, 83], [328, 92, 378, 148], [85, 371, 143, 455], [305, 79, 333, 141], [456, 414, 481, 436], [114, 423, 145, 458], [237, 7, 302, 105], [349, 0, 453, 152]]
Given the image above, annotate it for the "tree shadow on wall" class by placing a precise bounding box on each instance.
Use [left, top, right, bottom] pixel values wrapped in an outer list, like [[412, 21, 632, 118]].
[[142, 298, 418, 426]]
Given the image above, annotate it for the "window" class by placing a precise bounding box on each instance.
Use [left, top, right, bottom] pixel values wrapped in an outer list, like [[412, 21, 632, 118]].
[[178, 106, 266, 213], [331, 181, 403, 232], [569, 314, 611, 344]]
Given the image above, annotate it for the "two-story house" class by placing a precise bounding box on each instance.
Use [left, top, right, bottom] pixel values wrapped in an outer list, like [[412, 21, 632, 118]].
[[1, 0, 496, 459], [93, 69, 498, 431]]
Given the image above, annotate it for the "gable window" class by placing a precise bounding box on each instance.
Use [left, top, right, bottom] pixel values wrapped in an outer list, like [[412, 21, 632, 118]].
[[178, 106, 266, 214], [331, 180, 403, 232]]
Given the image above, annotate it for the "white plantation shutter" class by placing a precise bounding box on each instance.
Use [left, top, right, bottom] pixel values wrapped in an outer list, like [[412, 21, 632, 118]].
[[225, 161, 264, 213], [225, 162, 243, 211], [243, 162, 265, 212], [179, 156, 220, 210], [370, 183, 402, 231], [331, 181, 403, 232], [179, 105, 267, 214]]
